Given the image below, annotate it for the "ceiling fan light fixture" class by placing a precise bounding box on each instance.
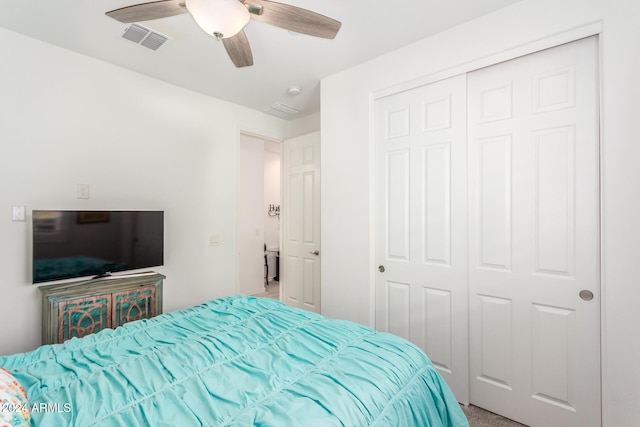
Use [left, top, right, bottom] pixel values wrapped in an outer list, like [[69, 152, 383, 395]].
[[186, 0, 250, 39], [105, 0, 342, 68]]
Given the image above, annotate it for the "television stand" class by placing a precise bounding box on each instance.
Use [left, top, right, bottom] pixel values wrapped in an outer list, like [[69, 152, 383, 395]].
[[39, 272, 164, 345]]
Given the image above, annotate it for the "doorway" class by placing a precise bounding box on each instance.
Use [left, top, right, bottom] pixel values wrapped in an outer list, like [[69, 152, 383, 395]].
[[238, 133, 282, 298]]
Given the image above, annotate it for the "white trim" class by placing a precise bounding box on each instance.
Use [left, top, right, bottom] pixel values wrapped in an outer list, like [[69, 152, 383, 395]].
[[368, 90, 377, 328], [596, 32, 607, 427], [373, 21, 603, 101]]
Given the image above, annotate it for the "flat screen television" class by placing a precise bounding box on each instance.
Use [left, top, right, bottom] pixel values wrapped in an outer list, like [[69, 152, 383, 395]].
[[32, 210, 164, 284]]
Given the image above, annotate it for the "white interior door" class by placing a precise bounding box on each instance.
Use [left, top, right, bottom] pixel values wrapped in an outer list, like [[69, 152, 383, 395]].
[[467, 36, 600, 426], [374, 74, 469, 403], [281, 131, 321, 313]]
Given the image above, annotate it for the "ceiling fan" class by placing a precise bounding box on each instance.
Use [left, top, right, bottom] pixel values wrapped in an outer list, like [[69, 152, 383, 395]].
[[105, 0, 342, 67]]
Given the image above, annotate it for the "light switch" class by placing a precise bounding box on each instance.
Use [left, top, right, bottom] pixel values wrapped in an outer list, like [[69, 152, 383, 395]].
[[209, 235, 221, 246], [77, 184, 90, 199], [12, 205, 26, 222]]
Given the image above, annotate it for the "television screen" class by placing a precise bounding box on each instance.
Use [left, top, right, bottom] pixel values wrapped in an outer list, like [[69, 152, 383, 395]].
[[32, 210, 164, 284]]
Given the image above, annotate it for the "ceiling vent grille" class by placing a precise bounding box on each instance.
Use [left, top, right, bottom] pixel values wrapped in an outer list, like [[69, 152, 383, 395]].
[[141, 32, 168, 50], [122, 24, 168, 51], [263, 103, 300, 118]]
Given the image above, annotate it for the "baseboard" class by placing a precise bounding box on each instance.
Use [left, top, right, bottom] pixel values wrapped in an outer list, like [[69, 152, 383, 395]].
[[246, 286, 268, 296]]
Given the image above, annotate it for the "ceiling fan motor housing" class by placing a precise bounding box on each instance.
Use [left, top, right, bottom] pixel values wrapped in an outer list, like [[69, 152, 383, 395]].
[[186, 0, 250, 39]]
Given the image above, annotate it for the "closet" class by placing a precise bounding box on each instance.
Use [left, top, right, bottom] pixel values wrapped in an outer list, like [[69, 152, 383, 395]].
[[374, 36, 600, 427]]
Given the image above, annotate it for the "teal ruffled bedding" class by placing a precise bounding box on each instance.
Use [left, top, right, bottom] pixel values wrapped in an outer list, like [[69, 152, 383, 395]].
[[0, 296, 468, 426]]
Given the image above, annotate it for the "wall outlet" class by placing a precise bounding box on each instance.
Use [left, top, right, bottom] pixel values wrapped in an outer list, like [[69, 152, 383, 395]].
[[209, 235, 221, 246], [77, 184, 90, 199]]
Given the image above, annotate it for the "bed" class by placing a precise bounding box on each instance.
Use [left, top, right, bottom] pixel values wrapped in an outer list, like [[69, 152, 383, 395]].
[[0, 295, 468, 426]]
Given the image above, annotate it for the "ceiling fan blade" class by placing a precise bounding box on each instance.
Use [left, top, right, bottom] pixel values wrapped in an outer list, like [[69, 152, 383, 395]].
[[245, 0, 341, 39], [222, 30, 254, 68], [106, 0, 187, 23]]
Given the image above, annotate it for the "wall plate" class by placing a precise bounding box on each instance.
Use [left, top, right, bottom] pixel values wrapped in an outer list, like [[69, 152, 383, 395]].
[[12, 205, 26, 221]]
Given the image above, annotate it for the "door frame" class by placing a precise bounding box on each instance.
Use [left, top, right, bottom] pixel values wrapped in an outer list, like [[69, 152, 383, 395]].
[[235, 130, 284, 298], [369, 21, 604, 421]]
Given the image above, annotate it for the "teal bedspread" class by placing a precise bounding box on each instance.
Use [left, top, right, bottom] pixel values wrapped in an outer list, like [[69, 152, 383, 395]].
[[1, 296, 468, 426]]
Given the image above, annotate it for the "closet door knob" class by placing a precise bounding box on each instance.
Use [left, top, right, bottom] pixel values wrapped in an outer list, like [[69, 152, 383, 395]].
[[378, 265, 385, 273], [579, 290, 594, 301], [309, 250, 320, 256]]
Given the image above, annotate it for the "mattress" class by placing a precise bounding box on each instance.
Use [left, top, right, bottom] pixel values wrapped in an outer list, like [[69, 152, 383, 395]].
[[0, 295, 468, 426]]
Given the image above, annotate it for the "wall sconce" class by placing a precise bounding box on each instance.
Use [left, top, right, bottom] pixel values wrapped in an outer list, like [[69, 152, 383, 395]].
[[268, 204, 280, 219]]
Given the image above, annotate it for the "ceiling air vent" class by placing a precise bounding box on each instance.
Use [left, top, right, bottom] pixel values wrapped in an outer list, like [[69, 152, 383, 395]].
[[263, 103, 300, 118], [122, 24, 168, 51]]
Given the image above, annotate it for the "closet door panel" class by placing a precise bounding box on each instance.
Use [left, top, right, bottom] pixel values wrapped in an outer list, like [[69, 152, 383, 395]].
[[375, 74, 469, 404], [468, 36, 600, 427]]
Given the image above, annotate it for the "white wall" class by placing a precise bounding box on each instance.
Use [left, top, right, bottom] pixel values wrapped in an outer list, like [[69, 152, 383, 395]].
[[287, 112, 320, 139], [0, 26, 288, 356], [320, 0, 640, 425]]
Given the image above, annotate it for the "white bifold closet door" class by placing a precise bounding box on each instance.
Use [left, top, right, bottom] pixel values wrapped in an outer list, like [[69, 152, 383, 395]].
[[467, 36, 600, 426], [375, 36, 600, 427], [374, 74, 469, 403]]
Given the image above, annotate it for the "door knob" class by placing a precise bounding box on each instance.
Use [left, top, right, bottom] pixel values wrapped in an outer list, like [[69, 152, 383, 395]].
[[378, 265, 385, 273], [309, 250, 320, 256], [579, 290, 594, 301]]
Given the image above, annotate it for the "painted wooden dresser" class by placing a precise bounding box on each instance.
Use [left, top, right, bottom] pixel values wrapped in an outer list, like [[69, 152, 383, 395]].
[[39, 272, 164, 345]]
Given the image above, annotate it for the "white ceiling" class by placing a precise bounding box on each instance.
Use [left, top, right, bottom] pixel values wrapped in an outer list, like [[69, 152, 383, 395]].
[[0, 0, 520, 119]]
